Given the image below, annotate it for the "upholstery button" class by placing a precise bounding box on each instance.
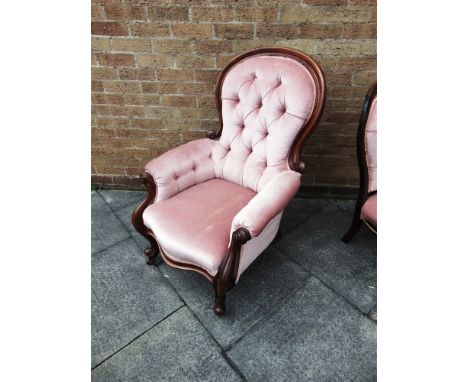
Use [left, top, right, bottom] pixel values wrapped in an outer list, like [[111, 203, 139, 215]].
[[174, 174, 178, 180], [192, 165, 196, 171]]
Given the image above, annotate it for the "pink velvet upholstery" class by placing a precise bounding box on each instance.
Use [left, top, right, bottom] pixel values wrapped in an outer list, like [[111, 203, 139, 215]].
[[231, 170, 301, 237], [145, 138, 215, 203], [365, 98, 377, 193], [361, 193, 377, 227], [212, 55, 316, 192], [143, 179, 256, 276], [142, 53, 319, 280]]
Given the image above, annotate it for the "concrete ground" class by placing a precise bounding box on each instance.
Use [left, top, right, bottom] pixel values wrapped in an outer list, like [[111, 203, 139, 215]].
[[91, 190, 376, 381]]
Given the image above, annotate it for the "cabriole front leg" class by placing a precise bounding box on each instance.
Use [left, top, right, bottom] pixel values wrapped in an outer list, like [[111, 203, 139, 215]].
[[131, 172, 159, 265], [212, 227, 251, 315]]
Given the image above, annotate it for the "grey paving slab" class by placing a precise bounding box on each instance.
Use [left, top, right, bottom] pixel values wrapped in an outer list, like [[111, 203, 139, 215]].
[[159, 246, 309, 349], [92, 239, 183, 368], [280, 198, 330, 234], [99, 190, 146, 211], [329, 198, 356, 215], [275, 203, 377, 313], [227, 277, 377, 382], [92, 307, 241, 382], [92, 193, 130, 254], [369, 305, 377, 321]]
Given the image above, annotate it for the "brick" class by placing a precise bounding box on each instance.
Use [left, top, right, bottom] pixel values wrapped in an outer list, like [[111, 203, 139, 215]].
[[135, 54, 172, 67], [191, 6, 236, 22], [325, 111, 362, 124], [92, 67, 119, 80], [141, 82, 178, 94], [162, 95, 197, 107], [152, 39, 192, 53], [175, 54, 215, 69], [353, 70, 376, 86], [97, 53, 135, 67], [145, 107, 180, 120], [216, 55, 235, 68], [214, 23, 254, 39], [231, 39, 276, 53], [91, 4, 104, 20], [234, 7, 278, 22], [92, 80, 104, 92], [91, 53, 97, 65], [91, 36, 111, 52], [177, 82, 215, 95], [299, 23, 343, 39], [95, 117, 131, 128], [147, 6, 189, 21], [92, 105, 111, 116], [280, 6, 373, 23], [157, 68, 193, 81], [118, 67, 156, 80], [318, 39, 367, 56], [194, 40, 232, 54], [303, 0, 346, 4], [111, 38, 152, 52], [257, 24, 299, 39], [91, 22, 128, 36], [194, 69, 221, 83], [92, 93, 125, 105], [131, 22, 170, 37], [110, 105, 145, 117], [342, 23, 376, 39], [172, 23, 213, 39], [103, 4, 146, 20], [104, 80, 142, 94], [198, 96, 215, 108], [337, 56, 377, 70], [124, 94, 162, 106], [130, 118, 165, 129]]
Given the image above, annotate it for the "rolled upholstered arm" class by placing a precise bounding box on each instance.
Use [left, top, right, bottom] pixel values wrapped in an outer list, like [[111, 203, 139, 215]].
[[231, 170, 301, 237], [144, 138, 216, 203]]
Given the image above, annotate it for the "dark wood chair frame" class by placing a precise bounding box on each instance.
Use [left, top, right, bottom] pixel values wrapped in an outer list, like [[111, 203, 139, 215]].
[[341, 81, 377, 243], [132, 48, 326, 315]]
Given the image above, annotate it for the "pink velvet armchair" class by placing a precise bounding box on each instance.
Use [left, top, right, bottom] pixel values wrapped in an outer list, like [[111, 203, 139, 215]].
[[132, 48, 325, 315], [342, 82, 377, 242]]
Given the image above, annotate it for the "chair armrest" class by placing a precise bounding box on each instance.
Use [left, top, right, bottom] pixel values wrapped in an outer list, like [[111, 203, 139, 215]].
[[144, 138, 215, 203], [231, 171, 301, 237]]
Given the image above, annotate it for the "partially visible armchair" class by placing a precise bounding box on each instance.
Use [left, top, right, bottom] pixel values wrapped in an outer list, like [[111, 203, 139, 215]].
[[342, 82, 377, 242], [132, 48, 326, 315]]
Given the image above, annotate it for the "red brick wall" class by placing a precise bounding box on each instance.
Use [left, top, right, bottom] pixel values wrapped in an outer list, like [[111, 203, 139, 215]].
[[91, 0, 376, 192]]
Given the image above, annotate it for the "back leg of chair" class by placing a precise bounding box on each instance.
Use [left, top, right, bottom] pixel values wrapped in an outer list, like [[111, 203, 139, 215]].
[[341, 207, 363, 243]]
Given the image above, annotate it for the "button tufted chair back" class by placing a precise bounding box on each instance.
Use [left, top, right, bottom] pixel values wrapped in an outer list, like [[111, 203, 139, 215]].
[[365, 97, 377, 193], [211, 48, 325, 192]]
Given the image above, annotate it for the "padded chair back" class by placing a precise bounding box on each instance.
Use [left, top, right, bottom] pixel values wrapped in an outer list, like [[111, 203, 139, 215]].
[[211, 48, 325, 192], [365, 97, 377, 193]]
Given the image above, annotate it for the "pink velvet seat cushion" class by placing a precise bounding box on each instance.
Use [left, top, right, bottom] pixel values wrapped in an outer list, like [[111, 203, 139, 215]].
[[361, 193, 377, 227], [142, 179, 256, 276]]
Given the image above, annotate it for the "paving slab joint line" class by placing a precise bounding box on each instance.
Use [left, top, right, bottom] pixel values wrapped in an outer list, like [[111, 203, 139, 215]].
[[94, 191, 244, 379], [92, 236, 132, 257], [91, 305, 185, 371], [225, 280, 311, 352], [272, 241, 376, 318], [155, 268, 247, 380]]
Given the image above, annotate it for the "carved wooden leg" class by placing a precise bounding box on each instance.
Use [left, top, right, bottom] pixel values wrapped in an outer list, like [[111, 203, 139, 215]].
[[212, 227, 251, 316], [143, 238, 159, 265], [213, 284, 227, 316], [131, 173, 160, 265]]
